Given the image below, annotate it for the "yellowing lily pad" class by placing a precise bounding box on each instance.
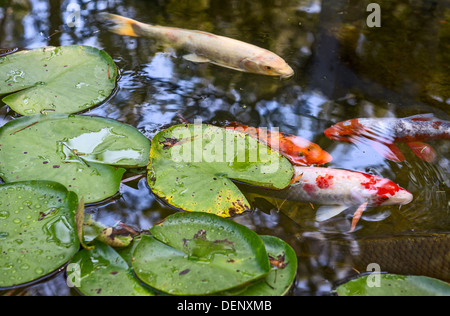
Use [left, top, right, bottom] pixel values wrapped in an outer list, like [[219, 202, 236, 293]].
[[147, 124, 294, 217]]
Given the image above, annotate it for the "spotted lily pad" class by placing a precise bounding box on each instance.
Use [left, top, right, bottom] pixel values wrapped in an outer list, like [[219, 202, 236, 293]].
[[0, 45, 118, 115], [236, 235, 298, 296], [67, 241, 155, 296], [0, 181, 80, 289], [148, 124, 294, 217], [132, 212, 271, 295], [0, 114, 150, 203]]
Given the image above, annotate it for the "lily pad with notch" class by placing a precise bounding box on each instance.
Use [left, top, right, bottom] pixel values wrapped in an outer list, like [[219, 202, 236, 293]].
[[67, 240, 155, 296], [0, 114, 150, 203], [147, 124, 294, 217], [0, 45, 118, 115], [132, 212, 271, 295], [0, 181, 80, 289], [230, 235, 298, 296]]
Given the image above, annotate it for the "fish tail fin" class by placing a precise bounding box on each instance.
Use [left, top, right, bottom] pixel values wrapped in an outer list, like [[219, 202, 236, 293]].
[[102, 13, 143, 37]]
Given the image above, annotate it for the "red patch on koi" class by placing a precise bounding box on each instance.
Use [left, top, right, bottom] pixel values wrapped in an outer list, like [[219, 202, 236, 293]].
[[316, 175, 334, 189], [303, 183, 317, 195], [360, 174, 399, 204], [432, 121, 442, 129]]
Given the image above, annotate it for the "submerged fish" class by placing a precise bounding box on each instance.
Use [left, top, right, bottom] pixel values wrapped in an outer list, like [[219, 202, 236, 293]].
[[324, 114, 450, 162], [302, 232, 450, 282], [224, 121, 332, 167], [351, 232, 450, 282], [263, 166, 413, 232], [103, 14, 294, 78]]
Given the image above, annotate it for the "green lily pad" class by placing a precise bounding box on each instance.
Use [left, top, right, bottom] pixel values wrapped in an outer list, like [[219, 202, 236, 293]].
[[0, 114, 150, 203], [132, 212, 271, 295], [335, 274, 450, 296], [235, 235, 298, 296], [0, 45, 118, 115], [148, 124, 294, 217], [0, 181, 80, 289], [67, 240, 155, 296]]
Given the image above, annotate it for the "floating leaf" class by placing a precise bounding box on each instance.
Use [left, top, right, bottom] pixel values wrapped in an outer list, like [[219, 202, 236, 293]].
[[233, 235, 298, 296], [0, 114, 151, 203], [148, 124, 293, 217], [132, 212, 271, 295], [68, 241, 155, 296], [335, 274, 450, 296], [0, 45, 118, 115], [0, 181, 80, 289]]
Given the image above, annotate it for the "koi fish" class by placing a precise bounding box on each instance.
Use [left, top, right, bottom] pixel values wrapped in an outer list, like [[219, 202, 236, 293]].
[[264, 166, 413, 232], [324, 114, 450, 162], [224, 121, 332, 166], [103, 14, 294, 78]]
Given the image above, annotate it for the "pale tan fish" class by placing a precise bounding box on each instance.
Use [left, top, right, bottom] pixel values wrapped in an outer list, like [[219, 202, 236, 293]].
[[103, 13, 294, 78]]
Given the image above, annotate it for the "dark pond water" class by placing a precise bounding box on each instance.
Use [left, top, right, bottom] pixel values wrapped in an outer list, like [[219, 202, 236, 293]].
[[0, 0, 449, 296]]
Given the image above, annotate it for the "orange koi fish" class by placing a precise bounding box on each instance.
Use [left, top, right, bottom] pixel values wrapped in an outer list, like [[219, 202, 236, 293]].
[[224, 121, 332, 166], [324, 114, 450, 162]]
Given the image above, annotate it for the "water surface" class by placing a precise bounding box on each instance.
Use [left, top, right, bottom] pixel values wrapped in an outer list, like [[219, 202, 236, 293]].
[[0, 0, 449, 295]]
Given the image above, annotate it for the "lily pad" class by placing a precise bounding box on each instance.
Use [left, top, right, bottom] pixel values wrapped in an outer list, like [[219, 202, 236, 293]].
[[0, 45, 118, 115], [67, 240, 155, 296], [132, 212, 271, 295], [0, 181, 80, 289], [235, 235, 298, 296], [335, 274, 450, 296], [0, 114, 150, 203], [148, 124, 294, 217]]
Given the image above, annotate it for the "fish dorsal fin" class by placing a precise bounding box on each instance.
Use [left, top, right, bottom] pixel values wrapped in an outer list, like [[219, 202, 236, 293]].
[[406, 113, 435, 121], [316, 205, 348, 222]]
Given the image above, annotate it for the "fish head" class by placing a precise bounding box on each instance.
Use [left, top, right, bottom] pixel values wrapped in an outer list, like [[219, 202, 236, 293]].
[[290, 143, 333, 166], [378, 186, 413, 206], [324, 119, 364, 142], [240, 53, 294, 78], [362, 175, 413, 206], [272, 132, 332, 166]]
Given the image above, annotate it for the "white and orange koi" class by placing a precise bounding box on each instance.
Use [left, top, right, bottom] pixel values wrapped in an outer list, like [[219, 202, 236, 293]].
[[103, 13, 294, 78], [266, 166, 413, 232], [324, 114, 450, 162]]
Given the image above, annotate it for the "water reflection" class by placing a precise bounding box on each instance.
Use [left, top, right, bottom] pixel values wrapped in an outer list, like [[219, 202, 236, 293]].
[[0, 0, 449, 295]]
